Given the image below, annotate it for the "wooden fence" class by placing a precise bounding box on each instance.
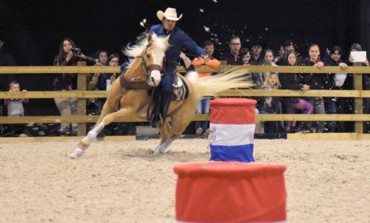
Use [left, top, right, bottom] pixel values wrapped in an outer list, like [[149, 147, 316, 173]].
[[1, 63, 370, 140]]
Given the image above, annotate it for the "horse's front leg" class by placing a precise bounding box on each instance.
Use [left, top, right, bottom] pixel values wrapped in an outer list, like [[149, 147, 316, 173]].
[[153, 119, 173, 155], [96, 80, 123, 125], [69, 107, 136, 159]]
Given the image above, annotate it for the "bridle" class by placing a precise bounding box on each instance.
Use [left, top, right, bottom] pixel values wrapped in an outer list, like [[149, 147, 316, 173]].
[[136, 43, 163, 85]]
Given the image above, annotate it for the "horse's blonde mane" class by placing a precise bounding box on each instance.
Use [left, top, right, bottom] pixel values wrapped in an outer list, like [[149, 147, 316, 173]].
[[123, 33, 169, 58]]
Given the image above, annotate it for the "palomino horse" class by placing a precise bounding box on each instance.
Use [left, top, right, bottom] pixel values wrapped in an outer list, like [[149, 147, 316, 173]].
[[69, 33, 252, 158]]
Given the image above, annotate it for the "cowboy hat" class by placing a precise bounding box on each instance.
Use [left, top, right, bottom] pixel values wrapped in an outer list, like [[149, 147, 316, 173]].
[[157, 7, 183, 21]]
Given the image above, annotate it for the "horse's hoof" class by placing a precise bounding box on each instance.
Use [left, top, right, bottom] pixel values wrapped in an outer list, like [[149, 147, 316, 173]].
[[69, 152, 79, 159], [153, 145, 165, 155], [159, 147, 170, 155], [69, 148, 84, 159], [153, 146, 161, 155], [153, 145, 168, 155]]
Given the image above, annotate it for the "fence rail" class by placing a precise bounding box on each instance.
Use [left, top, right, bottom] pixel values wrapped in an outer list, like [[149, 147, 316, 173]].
[[1, 64, 369, 140]]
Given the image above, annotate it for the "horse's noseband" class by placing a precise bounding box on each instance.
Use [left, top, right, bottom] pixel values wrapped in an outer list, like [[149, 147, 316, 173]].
[[147, 64, 162, 74]]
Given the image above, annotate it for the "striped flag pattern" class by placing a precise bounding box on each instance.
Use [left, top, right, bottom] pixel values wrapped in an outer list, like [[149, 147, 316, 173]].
[[209, 98, 256, 162]]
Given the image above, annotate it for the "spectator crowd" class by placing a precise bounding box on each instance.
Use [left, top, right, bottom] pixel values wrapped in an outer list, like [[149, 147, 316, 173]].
[[1, 31, 370, 137]]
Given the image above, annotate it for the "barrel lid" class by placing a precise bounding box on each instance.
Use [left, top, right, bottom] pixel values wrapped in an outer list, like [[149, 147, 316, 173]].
[[174, 162, 286, 178], [210, 98, 256, 107]]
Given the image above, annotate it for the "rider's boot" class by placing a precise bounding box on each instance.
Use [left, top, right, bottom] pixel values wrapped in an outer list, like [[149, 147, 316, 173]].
[[151, 92, 171, 128]]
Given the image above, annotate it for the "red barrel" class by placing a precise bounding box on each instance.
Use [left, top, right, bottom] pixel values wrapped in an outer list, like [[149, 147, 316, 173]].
[[174, 162, 287, 223]]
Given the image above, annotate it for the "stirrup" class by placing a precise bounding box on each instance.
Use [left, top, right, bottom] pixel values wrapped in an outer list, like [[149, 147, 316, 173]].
[[150, 115, 163, 128]]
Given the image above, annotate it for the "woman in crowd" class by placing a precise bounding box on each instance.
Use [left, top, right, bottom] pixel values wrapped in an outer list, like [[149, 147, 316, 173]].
[[321, 46, 348, 132], [299, 44, 326, 133], [279, 50, 313, 133], [240, 48, 251, 65], [53, 37, 87, 135]]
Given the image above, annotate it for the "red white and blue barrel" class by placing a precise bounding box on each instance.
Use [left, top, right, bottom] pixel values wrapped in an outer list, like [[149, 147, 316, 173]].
[[209, 98, 256, 162], [174, 162, 287, 223]]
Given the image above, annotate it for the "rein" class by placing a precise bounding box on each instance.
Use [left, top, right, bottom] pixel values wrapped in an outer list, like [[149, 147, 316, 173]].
[[119, 48, 163, 91]]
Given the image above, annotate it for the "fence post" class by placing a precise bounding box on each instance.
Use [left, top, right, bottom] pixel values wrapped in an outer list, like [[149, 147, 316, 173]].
[[353, 63, 363, 138], [77, 61, 87, 136]]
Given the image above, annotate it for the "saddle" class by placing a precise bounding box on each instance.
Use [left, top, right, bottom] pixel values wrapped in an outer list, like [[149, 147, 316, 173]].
[[171, 75, 188, 101], [147, 75, 189, 125]]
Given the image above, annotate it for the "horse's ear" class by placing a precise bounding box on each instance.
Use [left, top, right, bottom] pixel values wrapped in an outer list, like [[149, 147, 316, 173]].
[[163, 34, 170, 44], [147, 32, 153, 43]]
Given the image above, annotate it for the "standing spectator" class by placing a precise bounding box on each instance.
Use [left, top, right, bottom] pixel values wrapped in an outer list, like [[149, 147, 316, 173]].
[[322, 46, 348, 132], [279, 50, 313, 133], [95, 50, 108, 66], [299, 44, 326, 133], [240, 48, 251, 65], [221, 36, 243, 65], [253, 49, 277, 89], [276, 39, 296, 65], [192, 40, 220, 136], [0, 36, 16, 91], [88, 53, 121, 112], [274, 45, 285, 63], [4, 81, 29, 136], [250, 42, 264, 65], [0, 36, 16, 123], [346, 43, 370, 133], [53, 37, 87, 135]]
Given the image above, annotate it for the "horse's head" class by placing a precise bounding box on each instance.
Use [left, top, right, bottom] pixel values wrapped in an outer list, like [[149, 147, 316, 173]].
[[124, 33, 169, 87], [143, 33, 169, 86]]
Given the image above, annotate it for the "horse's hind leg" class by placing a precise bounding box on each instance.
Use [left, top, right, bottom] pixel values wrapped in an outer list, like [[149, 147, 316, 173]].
[[154, 100, 197, 155], [69, 107, 136, 158]]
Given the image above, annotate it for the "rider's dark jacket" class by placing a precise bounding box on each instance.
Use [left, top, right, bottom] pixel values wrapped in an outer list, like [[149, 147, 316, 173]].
[[149, 24, 205, 78]]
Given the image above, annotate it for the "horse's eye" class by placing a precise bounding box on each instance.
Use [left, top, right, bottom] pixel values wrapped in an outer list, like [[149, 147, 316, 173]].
[[146, 54, 150, 58]]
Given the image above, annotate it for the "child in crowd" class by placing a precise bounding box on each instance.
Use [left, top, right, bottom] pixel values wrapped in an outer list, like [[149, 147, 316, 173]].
[[4, 81, 29, 136], [256, 73, 282, 133]]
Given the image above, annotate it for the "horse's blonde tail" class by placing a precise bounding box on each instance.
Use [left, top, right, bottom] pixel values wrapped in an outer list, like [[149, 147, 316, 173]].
[[187, 67, 254, 99]]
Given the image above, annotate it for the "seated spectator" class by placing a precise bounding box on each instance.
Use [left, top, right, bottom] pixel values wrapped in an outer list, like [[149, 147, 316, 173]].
[[4, 81, 29, 136]]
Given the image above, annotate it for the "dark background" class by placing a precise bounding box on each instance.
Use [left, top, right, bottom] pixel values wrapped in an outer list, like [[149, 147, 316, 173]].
[[1, 0, 369, 115]]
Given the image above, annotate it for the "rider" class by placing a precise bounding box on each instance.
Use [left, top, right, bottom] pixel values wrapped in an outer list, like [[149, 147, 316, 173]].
[[149, 7, 208, 128]]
